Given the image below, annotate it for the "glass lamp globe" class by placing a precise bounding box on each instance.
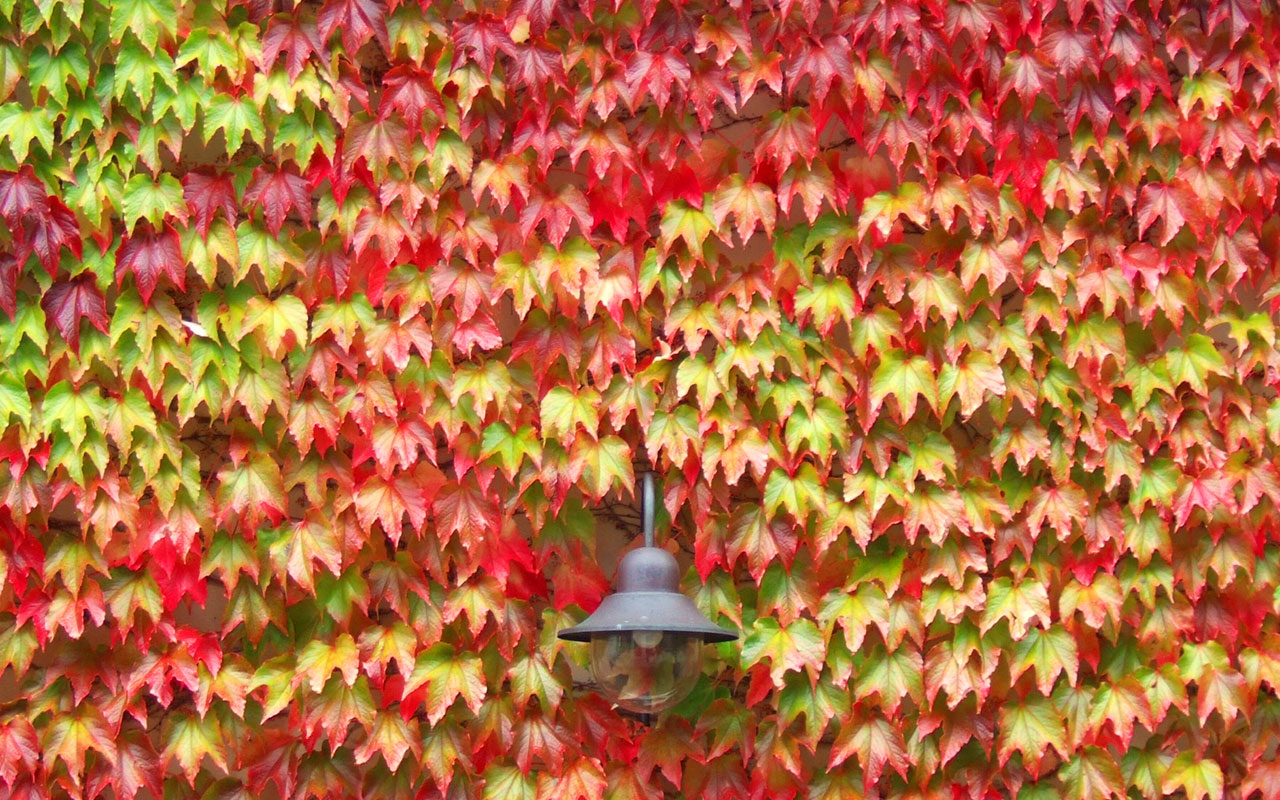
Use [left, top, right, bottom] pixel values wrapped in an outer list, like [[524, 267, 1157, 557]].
[[558, 545, 738, 714]]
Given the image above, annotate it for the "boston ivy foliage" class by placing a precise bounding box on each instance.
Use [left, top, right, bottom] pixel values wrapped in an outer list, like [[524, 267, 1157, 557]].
[[1, 0, 1279, 798]]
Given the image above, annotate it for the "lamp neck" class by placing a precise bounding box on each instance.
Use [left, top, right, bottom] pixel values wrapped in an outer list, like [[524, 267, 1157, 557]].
[[642, 471, 656, 548]]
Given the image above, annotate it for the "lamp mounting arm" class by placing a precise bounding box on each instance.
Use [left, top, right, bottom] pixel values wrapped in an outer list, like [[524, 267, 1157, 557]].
[[642, 471, 656, 548]]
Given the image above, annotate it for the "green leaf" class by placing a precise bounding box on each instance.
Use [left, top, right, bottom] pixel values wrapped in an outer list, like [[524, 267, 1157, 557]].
[[121, 173, 184, 232], [783, 398, 847, 462], [1011, 625, 1079, 695], [484, 765, 538, 800], [570, 434, 634, 499], [660, 199, 715, 253], [294, 633, 360, 693], [1161, 754, 1224, 800], [404, 643, 488, 724], [741, 617, 825, 687], [998, 695, 1066, 776], [204, 93, 265, 156], [1164, 334, 1228, 395], [42, 706, 117, 777], [0, 374, 31, 427], [244, 295, 310, 357], [481, 422, 543, 478], [162, 712, 227, 785], [109, 0, 177, 50], [507, 650, 565, 711], [1059, 746, 1125, 800], [981, 576, 1052, 639], [27, 43, 90, 106], [42, 381, 109, 452], [0, 104, 56, 162], [870, 349, 938, 420], [763, 463, 826, 519]]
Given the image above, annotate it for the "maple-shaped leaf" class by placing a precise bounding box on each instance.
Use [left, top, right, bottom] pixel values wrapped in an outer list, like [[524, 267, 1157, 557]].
[[404, 643, 487, 725], [507, 650, 565, 710], [203, 93, 266, 156], [343, 115, 411, 178], [295, 633, 360, 692], [542, 757, 607, 800], [0, 166, 46, 224], [245, 166, 312, 235], [265, 514, 344, 592], [624, 48, 691, 111], [870, 349, 939, 421], [1162, 754, 1224, 800], [420, 717, 472, 795], [116, 221, 185, 304], [354, 470, 428, 543], [24, 197, 82, 275], [261, 12, 324, 79], [0, 716, 38, 787], [433, 479, 499, 548], [756, 107, 818, 168], [1243, 761, 1280, 800], [358, 622, 417, 683], [382, 65, 446, 129], [183, 171, 238, 238], [1137, 182, 1199, 246], [512, 710, 569, 774], [726, 504, 799, 581], [354, 710, 421, 771], [40, 705, 117, 778], [1059, 746, 1125, 800], [741, 617, 826, 687], [121, 173, 186, 232], [42, 274, 109, 352], [828, 713, 909, 785], [711, 176, 777, 244], [87, 730, 162, 800], [997, 695, 1067, 777], [0, 101, 55, 163], [980, 576, 1052, 639], [216, 451, 287, 529], [484, 765, 537, 800], [1011, 625, 1079, 695], [519, 184, 593, 248], [570, 434, 635, 500], [317, 0, 388, 54]]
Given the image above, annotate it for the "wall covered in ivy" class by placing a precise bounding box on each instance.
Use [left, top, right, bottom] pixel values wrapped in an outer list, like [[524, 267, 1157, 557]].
[[1, 0, 1279, 798]]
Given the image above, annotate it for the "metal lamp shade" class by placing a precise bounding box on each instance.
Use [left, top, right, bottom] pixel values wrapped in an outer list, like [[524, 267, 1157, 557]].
[[558, 546, 738, 643]]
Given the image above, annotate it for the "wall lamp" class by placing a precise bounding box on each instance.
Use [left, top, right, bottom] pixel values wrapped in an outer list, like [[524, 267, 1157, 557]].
[[558, 472, 738, 714]]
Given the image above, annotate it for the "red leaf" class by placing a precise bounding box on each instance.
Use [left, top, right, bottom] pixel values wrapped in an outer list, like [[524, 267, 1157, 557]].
[[303, 236, 351, 296], [788, 35, 852, 103], [24, 198, 81, 275], [757, 108, 818, 169], [727, 505, 799, 582], [433, 479, 499, 550], [41, 273, 109, 352], [451, 16, 515, 75], [382, 66, 445, 129], [245, 166, 312, 235], [1138, 183, 1199, 246], [0, 250, 19, 318], [317, 0, 387, 54], [115, 221, 185, 304], [261, 13, 324, 80], [183, 171, 238, 237], [624, 48, 691, 112], [0, 166, 47, 224], [519, 185, 593, 247]]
